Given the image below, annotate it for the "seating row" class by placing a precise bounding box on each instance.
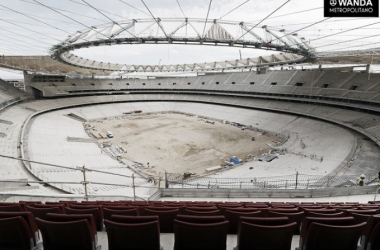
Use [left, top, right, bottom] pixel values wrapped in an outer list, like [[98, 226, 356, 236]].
[[2, 211, 380, 250]]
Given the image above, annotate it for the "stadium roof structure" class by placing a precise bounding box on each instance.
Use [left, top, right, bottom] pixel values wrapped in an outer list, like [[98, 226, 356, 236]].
[[49, 18, 312, 72], [1, 0, 380, 76]]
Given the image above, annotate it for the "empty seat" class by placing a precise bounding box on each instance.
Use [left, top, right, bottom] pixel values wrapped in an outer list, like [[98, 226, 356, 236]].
[[30, 204, 66, 213], [297, 216, 356, 250], [0, 211, 39, 245], [267, 211, 304, 234], [225, 210, 263, 234], [176, 215, 225, 224], [218, 205, 243, 215], [351, 212, 371, 224], [0, 204, 24, 212], [45, 213, 99, 247], [174, 220, 229, 250], [26, 206, 62, 221], [102, 205, 137, 210], [358, 215, 380, 250], [18, 201, 42, 211], [306, 211, 344, 217], [302, 222, 366, 250], [110, 215, 158, 224], [35, 218, 96, 250], [225, 207, 259, 213], [186, 206, 219, 211], [346, 209, 380, 216], [144, 208, 179, 233], [103, 207, 138, 221], [268, 208, 300, 213], [234, 221, 297, 250], [104, 219, 162, 250], [239, 216, 290, 226], [141, 206, 180, 215], [65, 207, 103, 231], [0, 216, 35, 250], [366, 220, 380, 250], [304, 209, 337, 215], [184, 209, 221, 216]]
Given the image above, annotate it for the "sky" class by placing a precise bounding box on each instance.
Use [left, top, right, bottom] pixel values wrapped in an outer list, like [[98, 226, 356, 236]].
[[1, 0, 380, 78]]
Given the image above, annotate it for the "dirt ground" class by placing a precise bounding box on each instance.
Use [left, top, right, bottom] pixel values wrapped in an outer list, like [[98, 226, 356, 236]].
[[88, 113, 280, 177]]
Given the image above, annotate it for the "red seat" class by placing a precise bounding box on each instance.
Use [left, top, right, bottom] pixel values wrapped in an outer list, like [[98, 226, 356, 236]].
[[366, 220, 380, 250], [351, 212, 371, 224], [0, 216, 35, 250], [304, 208, 337, 215], [184, 209, 221, 216], [268, 208, 300, 213], [35, 218, 96, 250], [239, 216, 290, 226], [102, 205, 137, 210], [174, 220, 229, 250], [218, 205, 243, 215], [306, 211, 344, 217], [225, 210, 263, 234], [346, 209, 380, 216], [26, 206, 62, 221], [267, 210, 305, 234], [298, 216, 356, 250], [45, 213, 99, 248], [65, 207, 103, 231], [303, 222, 366, 250], [29, 203, 66, 213], [109, 215, 158, 224], [234, 222, 297, 250], [0, 204, 24, 212], [0, 211, 40, 245], [103, 207, 138, 221], [104, 219, 162, 250], [176, 215, 225, 223], [140, 206, 180, 215], [185, 206, 219, 211], [358, 215, 380, 250], [144, 208, 179, 233]]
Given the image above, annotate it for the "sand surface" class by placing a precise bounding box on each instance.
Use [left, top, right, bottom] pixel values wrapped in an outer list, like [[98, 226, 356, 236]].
[[89, 113, 281, 176]]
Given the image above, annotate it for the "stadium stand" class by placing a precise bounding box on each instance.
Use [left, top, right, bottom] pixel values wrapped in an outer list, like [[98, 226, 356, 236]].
[[2, 70, 380, 249], [0, 200, 380, 249]]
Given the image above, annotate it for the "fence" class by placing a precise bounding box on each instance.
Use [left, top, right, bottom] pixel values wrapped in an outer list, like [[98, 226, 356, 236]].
[[165, 172, 379, 190], [0, 154, 162, 201]]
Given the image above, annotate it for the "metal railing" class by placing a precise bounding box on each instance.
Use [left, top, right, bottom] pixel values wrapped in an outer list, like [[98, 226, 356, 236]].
[[165, 172, 379, 190], [0, 154, 162, 201]]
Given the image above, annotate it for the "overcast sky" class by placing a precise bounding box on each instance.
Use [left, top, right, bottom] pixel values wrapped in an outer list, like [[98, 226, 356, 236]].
[[1, 0, 380, 78]]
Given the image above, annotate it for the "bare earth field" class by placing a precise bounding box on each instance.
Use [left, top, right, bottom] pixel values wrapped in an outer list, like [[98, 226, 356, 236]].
[[89, 113, 280, 176]]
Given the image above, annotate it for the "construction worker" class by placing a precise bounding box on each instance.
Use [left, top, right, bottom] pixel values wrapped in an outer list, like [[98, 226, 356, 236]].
[[356, 174, 365, 186]]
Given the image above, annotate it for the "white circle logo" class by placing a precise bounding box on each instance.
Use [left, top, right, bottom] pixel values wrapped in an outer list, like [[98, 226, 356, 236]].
[[330, 0, 337, 6]]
